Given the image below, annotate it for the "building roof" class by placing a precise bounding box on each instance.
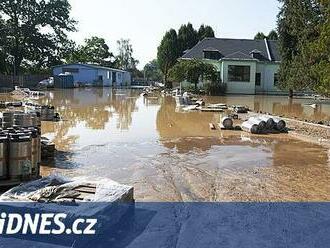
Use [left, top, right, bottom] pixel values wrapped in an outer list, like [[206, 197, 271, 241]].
[[182, 38, 281, 62], [52, 63, 128, 73], [222, 51, 257, 61]]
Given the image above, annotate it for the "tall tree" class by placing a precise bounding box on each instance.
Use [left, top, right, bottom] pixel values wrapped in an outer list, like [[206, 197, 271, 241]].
[[198, 25, 215, 40], [66, 37, 114, 66], [144, 59, 162, 82], [116, 39, 139, 70], [277, 0, 322, 95], [268, 30, 279, 40], [157, 29, 180, 85], [254, 32, 267, 40], [254, 30, 279, 40], [178, 23, 199, 55], [0, 0, 76, 75], [308, 0, 330, 95]]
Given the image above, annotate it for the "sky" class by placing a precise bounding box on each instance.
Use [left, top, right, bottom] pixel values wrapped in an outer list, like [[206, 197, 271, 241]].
[[68, 0, 281, 69]]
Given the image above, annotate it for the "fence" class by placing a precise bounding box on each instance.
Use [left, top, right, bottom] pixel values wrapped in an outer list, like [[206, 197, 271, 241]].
[[0, 74, 50, 90]]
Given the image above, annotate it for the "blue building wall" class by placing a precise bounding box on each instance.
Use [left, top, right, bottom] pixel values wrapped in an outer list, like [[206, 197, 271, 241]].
[[52, 64, 131, 87]]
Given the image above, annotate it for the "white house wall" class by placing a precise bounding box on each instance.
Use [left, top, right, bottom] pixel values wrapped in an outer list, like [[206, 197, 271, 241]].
[[256, 63, 281, 94], [222, 60, 257, 95]]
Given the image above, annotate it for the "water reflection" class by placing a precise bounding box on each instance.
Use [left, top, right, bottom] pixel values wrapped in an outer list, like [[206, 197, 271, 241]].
[[39, 88, 141, 151]]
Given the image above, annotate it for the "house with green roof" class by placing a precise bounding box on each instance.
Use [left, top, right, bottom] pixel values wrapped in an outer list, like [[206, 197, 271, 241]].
[[181, 38, 282, 95]]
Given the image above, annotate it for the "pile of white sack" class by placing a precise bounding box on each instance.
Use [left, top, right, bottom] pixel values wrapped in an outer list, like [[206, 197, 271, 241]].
[[242, 116, 287, 134]]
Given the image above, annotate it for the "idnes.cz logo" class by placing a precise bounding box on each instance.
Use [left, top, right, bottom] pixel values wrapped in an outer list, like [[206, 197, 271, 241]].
[[0, 213, 97, 235]]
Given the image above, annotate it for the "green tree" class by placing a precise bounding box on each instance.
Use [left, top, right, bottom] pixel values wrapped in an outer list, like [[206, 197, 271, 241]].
[[144, 59, 163, 82], [198, 25, 215, 40], [66, 37, 114, 66], [169, 59, 218, 91], [0, 0, 76, 75], [115, 39, 139, 70], [277, 0, 322, 96], [254, 30, 278, 40], [308, 0, 330, 95], [157, 29, 180, 86], [268, 30, 279, 40], [178, 23, 199, 55], [254, 32, 267, 40]]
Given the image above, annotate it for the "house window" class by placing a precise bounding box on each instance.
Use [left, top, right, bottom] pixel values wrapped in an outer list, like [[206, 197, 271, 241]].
[[274, 73, 279, 87], [228, 65, 250, 82], [204, 51, 221, 60], [255, 73, 261, 86], [62, 68, 79, 73], [107, 71, 111, 79]]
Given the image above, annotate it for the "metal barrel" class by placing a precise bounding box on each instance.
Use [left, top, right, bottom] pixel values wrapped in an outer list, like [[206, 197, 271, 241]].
[[247, 117, 267, 132], [242, 121, 260, 134], [221, 116, 234, 129], [8, 133, 32, 180], [27, 127, 40, 177], [258, 116, 276, 130], [0, 102, 6, 109], [2, 112, 14, 128], [30, 112, 40, 127], [273, 117, 287, 131], [47, 106, 55, 120], [0, 133, 9, 180], [40, 106, 48, 121], [13, 113, 25, 127], [2, 122, 12, 129]]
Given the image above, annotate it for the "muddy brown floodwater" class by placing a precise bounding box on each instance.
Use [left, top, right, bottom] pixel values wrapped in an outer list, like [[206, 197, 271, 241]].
[[1, 88, 330, 202]]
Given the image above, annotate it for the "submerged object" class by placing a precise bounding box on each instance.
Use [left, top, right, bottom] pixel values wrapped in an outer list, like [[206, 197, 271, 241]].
[[8, 133, 32, 180], [221, 116, 234, 130], [28, 127, 40, 178], [241, 121, 260, 134], [0, 133, 8, 180], [209, 123, 216, 130], [233, 105, 249, 114], [207, 103, 228, 110]]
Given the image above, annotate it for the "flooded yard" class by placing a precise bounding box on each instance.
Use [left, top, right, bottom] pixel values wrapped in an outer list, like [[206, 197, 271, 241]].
[[2, 88, 330, 201]]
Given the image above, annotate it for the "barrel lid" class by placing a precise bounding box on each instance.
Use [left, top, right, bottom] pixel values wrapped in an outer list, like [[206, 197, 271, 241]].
[[9, 133, 31, 142], [6, 128, 16, 133]]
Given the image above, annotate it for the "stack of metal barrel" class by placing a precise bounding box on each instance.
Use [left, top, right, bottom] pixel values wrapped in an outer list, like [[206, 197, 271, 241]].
[[39, 106, 56, 121], [242, 116, 287, 134], [0, 111, 41, 182]]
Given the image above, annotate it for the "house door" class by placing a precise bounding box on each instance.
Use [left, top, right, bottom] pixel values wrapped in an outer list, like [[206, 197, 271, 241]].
[[112, 72, 117, 86], [98, 75, 103, 87]]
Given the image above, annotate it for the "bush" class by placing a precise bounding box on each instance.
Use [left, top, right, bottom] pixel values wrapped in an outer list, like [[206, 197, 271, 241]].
[[203, 81, 227, 96]]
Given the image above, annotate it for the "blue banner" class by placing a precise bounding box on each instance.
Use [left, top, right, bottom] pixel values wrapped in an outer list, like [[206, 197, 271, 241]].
[[0, 202, 329, 248]]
